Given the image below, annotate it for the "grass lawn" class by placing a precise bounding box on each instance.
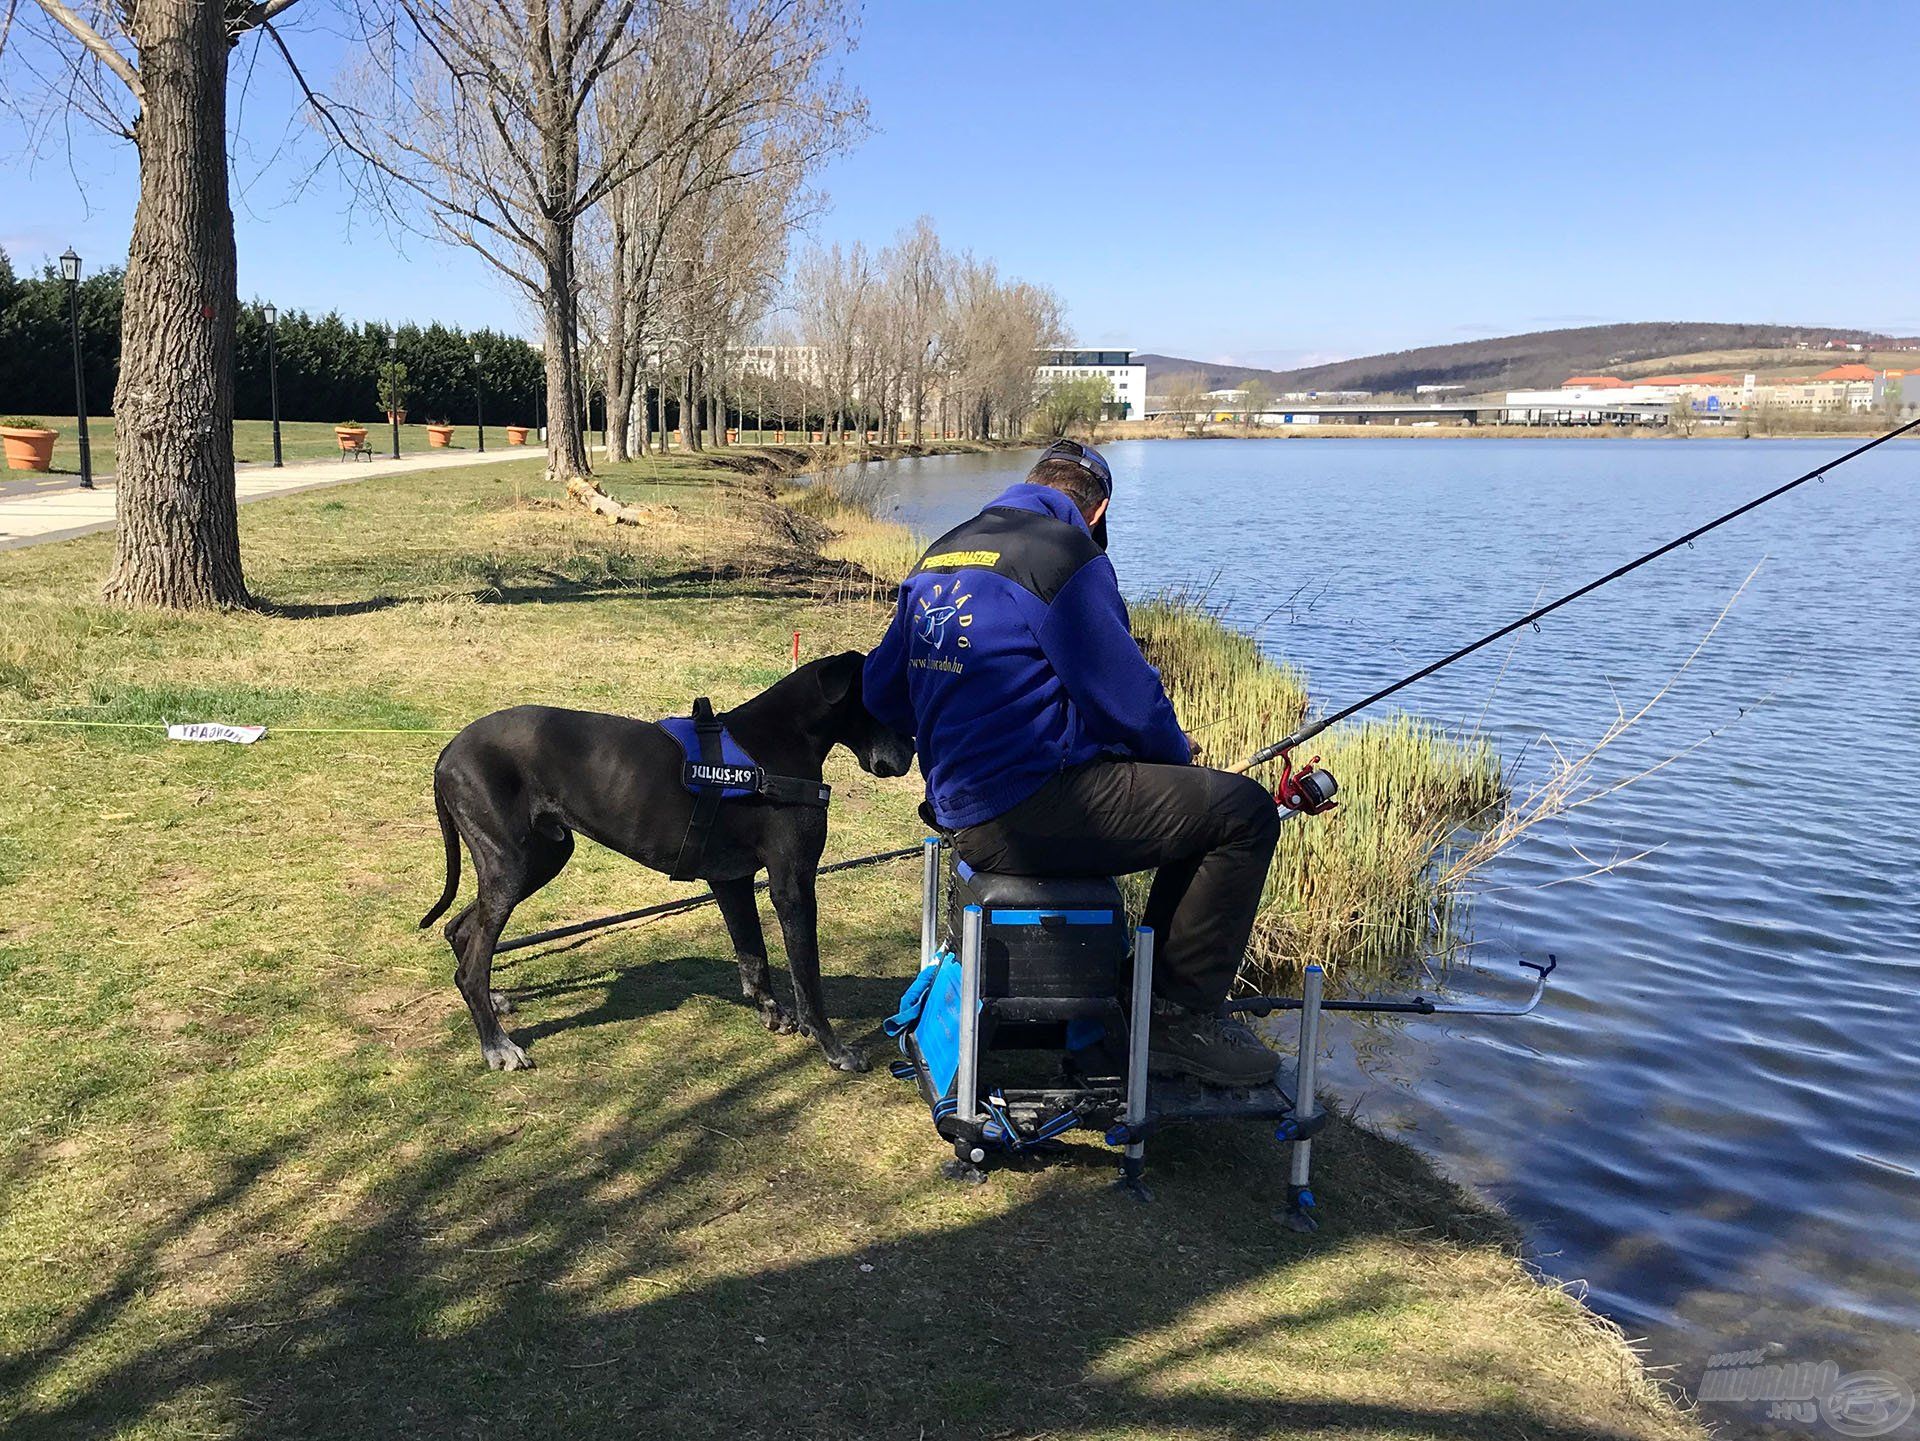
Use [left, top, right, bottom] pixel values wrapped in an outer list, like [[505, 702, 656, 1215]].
[[1, 416, 531, 477], [0, 452, 1698, 1439]]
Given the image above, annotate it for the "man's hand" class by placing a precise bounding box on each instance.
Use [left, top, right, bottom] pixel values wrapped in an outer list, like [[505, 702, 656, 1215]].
[[1186, 733, 1204, 762]]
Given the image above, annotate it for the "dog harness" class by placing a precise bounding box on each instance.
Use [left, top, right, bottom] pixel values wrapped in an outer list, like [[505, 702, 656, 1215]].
[[658, 697, 831, 881]]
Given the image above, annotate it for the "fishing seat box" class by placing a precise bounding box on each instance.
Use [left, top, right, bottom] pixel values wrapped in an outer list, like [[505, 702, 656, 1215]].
[[945, 862, 1129, 1046]]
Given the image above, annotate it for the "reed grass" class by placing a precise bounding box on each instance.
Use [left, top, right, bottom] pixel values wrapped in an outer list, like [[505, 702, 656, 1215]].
[[1134, 596, 1503, 986], [778, 468, 926, 589]]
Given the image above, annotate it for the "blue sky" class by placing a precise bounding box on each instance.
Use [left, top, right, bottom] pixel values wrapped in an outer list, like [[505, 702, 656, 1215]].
[[5, 1, 1915, 365]]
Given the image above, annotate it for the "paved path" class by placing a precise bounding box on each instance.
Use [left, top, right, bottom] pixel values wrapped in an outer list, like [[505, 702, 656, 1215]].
[[0, 445, 547, 551]]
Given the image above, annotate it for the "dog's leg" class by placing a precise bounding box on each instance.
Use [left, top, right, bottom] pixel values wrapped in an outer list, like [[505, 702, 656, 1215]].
[[767, 857, 866, 1073], [709, 877, 795, 1034], [444, 819, 542, 1072], [454, 883, 533, 1072], [484, 828, 573, 1019]]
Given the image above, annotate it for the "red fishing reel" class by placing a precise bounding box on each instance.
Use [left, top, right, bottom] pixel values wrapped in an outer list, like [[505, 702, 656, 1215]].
[[1275, 750, 1339, 816]]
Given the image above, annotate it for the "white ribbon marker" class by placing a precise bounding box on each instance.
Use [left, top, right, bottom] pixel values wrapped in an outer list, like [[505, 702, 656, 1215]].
[[165, 723, 268, 745]]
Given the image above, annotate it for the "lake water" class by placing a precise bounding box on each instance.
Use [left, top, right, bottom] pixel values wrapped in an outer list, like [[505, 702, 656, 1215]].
[[871, 437, 1920, 1430]]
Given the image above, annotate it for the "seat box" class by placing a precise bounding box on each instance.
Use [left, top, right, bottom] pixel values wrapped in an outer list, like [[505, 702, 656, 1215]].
[[947, 861, 1129, 999]]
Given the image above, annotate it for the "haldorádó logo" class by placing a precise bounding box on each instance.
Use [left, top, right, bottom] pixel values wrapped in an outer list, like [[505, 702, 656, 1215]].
[[1701, 1353, 1914, 1437], [913, 581, 973, 651]]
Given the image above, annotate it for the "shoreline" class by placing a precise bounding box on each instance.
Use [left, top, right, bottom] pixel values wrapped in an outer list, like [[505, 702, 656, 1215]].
[[0, 444, 1699, 1439], [1093, 420, 1907, 442]]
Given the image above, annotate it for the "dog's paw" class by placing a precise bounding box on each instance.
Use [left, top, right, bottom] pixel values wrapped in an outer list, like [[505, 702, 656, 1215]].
[[828, 1045, 869, 1074], [490, 991, 517, 1016], [483, 1037, 535, 1072], [757, 999, 798, 1035]]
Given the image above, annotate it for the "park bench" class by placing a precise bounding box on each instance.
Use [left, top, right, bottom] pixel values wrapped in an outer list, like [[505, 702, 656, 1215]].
[[337, 431, 374, 462]]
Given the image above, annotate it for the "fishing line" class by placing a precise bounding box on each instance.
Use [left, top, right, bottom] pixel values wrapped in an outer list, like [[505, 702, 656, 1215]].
[[1236, 417, 1920, 771]]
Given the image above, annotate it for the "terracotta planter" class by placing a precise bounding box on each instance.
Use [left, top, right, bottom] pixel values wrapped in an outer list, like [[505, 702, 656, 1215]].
[[335, 426, 368, 452], [385, 409, 407, 426], [426, 424, 456, 448], [725, 428, 738, 444], [505, 425, 530, 446], [810, 430, 824, 443], [775, 430, 787, 443], [1, 425, 58, 471]]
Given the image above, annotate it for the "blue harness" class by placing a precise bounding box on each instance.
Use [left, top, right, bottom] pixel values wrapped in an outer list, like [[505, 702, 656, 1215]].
[[657, 697, 831, 880]]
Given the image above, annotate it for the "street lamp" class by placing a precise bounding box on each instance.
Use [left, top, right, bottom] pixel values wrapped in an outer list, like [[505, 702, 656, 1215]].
[[263, 303, 283, 467], [472, 347, 485, 452], [59, 248, 93, 490], [386, 334, 400, 459]]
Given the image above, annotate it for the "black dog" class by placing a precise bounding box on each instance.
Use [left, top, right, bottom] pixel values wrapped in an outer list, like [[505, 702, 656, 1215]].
[[420, 651, 914, 1073]]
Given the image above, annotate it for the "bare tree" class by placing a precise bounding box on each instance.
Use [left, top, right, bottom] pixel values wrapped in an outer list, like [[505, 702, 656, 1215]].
[[304, 0, 857, 482], [1239, 375, 1272, 431], [4, 0, 308, 606], [585, 35, 848, 466], [942, 255, 1063, 439], [795, 241, 876, 446], [876, 218, 945, 445], [1162, 370, 1209, 423]]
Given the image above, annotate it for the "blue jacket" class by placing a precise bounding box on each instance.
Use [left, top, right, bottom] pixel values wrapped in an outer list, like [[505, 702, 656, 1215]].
[[863, 483, 1189, 828]]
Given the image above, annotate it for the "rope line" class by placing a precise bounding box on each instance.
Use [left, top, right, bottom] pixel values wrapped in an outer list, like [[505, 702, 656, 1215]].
[[0, 717, 458, 736]]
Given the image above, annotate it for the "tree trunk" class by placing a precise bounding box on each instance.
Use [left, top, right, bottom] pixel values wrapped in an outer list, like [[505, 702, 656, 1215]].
[[101, 0, 246, 609], [604, 211, 631, 465], [541, 219, 590, 480], [679, 360, 700, 451]]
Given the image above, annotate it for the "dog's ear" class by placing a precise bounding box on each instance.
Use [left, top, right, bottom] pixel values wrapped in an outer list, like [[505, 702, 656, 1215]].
[[818, 650, 865, 707]]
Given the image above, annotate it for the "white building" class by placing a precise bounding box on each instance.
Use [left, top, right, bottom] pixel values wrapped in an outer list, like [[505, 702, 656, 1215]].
[[1035, 347, 1148, 420], [730, 344, 826, 384]]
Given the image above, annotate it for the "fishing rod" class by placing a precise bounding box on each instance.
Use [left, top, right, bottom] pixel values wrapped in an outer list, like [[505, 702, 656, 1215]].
[[1237, 416, 1920, 779], [499, 420, 1915, 956]]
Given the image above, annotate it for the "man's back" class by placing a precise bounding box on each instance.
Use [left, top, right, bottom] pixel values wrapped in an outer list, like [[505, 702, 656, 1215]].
[[862, 481, 1187, 830], [865, 444, 1286, 1087]]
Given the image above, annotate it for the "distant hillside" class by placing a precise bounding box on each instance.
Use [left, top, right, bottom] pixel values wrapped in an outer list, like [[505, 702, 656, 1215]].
[[1142, 322, 1898, 397]]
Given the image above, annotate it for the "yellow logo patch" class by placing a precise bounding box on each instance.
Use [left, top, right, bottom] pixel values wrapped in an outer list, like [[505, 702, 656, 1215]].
[[918, 549, 1001, 571]]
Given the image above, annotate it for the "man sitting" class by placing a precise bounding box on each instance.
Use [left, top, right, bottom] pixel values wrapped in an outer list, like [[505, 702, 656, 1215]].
[[863, 439, 1283, 1086]]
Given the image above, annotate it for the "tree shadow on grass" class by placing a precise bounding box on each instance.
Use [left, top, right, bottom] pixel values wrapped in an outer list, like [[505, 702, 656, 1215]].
[[249, 560, 841, 622], [495, 947, 905, 1057], [250, 594, 406, 620], [5, 922, 1673, 1441]]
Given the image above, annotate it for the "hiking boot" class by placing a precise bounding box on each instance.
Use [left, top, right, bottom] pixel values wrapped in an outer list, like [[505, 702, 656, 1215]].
[[1146, 998, 1280, 1088]]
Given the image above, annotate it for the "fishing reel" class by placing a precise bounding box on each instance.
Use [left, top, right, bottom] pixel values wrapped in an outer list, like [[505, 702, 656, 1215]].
[[1275, 750, 1338, 816]]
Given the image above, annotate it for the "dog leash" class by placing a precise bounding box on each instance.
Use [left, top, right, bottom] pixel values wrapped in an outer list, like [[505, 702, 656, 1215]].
[[495, 844, 922, 955]]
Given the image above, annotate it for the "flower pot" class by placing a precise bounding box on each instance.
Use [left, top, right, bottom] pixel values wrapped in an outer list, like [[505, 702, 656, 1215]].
[[335, 426, 368, 453], [810, 430, 824, 444], [426, 424, 456, 448], [386, 409, 407, 426], [775, 430, 787, 443], [1, 425, 58, 471], [505, 425, 530, 446]]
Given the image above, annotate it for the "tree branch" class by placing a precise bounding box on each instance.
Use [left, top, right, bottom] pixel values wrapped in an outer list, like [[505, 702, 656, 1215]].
[[25, 0, 142, 104]]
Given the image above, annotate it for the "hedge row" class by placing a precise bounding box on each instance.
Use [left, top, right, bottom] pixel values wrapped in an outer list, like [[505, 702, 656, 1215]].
[[0, 247, 545, 425]]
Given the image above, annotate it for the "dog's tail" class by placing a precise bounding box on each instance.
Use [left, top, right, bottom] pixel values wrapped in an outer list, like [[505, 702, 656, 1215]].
[[419, 781, 461, 929]]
